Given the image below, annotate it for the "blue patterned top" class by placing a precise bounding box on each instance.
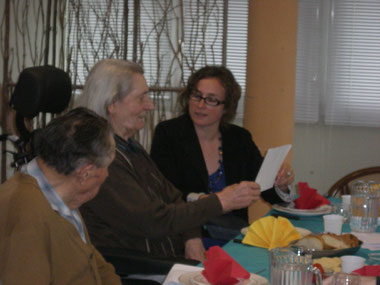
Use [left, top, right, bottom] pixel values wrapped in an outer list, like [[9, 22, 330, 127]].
[[208, 162, 226, 193]]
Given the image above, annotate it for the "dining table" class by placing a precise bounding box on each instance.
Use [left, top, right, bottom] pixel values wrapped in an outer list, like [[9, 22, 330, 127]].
[[221, 198, 380, 282], [163, 198, 380, 284]]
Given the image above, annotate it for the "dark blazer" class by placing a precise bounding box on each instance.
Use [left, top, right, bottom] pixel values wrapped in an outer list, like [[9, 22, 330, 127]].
[[150, 114, 284, 222]]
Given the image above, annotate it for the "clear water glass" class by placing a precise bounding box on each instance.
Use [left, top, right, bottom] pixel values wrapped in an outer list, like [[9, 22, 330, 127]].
[[332, 203, 350, 222], [332, 272, 361, 285], [350, 180, 379, 233]]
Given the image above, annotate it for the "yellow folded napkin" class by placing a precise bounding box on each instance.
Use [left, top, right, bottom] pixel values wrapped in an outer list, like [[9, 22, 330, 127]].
[[242, 216, 301, 250]]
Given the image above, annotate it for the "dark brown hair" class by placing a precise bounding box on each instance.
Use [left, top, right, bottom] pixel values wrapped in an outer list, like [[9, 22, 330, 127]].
[[179, 65, 241, 124]]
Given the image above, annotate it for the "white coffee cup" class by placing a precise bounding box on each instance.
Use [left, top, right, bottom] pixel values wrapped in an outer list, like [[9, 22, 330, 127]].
[[341, 195, 351, 211], [323, 214, 344, 235], [341, 255, 365, 273]]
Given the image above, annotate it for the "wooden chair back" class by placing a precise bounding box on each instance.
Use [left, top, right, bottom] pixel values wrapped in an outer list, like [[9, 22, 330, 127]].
[[327, 166, 380, 197]]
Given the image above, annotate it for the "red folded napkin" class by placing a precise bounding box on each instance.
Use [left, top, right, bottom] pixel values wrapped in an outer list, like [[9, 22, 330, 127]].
[[202, 246, 250, 285], [294, 182, 330, 209], [353, 265, 380, 276]]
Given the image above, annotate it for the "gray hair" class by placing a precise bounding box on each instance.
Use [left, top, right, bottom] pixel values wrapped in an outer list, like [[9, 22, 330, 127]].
[[34, 107, 114, 175], [78, 59, 144, 118]]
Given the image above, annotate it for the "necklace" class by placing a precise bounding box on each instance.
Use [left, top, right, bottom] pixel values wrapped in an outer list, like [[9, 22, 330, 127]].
[[208, 137, 224, 193]]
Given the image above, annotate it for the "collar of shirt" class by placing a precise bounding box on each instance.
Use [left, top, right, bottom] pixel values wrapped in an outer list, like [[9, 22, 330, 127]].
[[114, 134, 140, 153], [20, 158, 87, 243]]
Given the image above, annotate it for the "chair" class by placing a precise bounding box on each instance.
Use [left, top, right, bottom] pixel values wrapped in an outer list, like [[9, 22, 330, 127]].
[[1, 65, 72, 169], [327, 166, 380, 197]]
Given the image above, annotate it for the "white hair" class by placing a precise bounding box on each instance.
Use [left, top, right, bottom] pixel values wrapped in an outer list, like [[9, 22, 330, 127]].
[[77, 59, 144, 119]]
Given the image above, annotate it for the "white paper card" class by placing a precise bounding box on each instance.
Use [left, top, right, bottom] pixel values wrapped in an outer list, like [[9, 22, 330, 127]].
[[255, 144, 292, 192]]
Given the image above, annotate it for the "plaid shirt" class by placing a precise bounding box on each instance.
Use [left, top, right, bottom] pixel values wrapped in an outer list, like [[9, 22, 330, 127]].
[[21, 158, 86, 243]]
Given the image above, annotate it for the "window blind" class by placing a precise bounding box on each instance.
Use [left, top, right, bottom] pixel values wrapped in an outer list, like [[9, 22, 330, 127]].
[[296, 0, 380, 127], [325, 0, 380, 127], [226, 0, 249, 119], [295, 0, 322, 124]]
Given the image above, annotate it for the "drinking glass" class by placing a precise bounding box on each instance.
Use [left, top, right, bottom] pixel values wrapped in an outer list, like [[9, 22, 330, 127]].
[[350, 180, 379, 233], [332, 203, 350, 221], [270, 246, 322, 285], [332, 272, 361, 285], [341, 195, 351, 211]]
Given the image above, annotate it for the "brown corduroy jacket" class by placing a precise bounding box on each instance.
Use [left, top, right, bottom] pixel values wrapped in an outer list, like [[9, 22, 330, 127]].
[[80, 136, 223, 257], [0, 173, 121, 285]]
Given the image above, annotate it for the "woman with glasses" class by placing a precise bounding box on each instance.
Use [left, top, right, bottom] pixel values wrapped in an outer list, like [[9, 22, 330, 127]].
[[150, 65, 294, 246]]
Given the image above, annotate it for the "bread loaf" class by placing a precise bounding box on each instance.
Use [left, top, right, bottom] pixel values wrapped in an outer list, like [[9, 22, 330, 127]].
[[295, 233, 359, 250], [320, 233, 349, 249], [340, 233, 360, 248], [295, 235, 324, 250]]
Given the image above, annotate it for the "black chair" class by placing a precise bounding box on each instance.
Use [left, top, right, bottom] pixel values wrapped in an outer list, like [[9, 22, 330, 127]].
[[1, 65, 72, 168]]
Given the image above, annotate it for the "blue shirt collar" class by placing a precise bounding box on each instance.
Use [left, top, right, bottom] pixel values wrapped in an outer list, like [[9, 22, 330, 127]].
[[21, 158, 86, 243]]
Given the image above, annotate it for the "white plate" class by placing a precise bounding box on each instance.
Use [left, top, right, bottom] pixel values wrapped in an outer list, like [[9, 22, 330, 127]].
[[178, 271, 269, 285], [272, 204, 332, 217], [240, 226, 311, 238]]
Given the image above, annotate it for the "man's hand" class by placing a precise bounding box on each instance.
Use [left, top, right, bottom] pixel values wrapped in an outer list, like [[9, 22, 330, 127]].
[[216, 181, 261, 213], [275, 162, 294, 192], [185, 238, 206, 262]]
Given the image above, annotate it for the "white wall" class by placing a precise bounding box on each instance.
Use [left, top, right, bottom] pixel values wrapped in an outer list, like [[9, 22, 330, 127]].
[[293, 124, 380, 195]]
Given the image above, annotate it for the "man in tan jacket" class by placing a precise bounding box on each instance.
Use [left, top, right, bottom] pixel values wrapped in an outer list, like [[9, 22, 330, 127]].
[[0, 108, 121, 285]]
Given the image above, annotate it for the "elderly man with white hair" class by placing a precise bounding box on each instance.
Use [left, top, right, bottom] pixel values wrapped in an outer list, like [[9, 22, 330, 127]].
[[78, 59, 261, 262]]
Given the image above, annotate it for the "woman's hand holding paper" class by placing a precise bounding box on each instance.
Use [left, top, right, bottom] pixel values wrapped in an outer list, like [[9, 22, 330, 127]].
[[275, 162, 294, 192]]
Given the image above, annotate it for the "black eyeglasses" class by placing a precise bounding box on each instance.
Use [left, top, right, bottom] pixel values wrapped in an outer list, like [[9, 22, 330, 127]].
[[189, 92, 225, 106]]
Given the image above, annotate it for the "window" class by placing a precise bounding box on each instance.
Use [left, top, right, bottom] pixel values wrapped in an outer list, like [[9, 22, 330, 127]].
[[296, 0, 380, 127], [67, 0, 249, 120], [67, 1, 127, 86], [295, 0, 322, 124]]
